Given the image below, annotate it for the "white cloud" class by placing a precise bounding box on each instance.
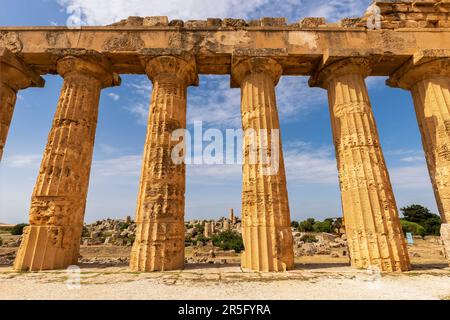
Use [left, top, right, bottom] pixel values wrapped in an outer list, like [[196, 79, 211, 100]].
[[108, 92, 120, 101], [188, 76, 241, 127], [124, 102, 149, 125], [57, 0, 372, 25], [98, 143, 121, 155], [92, 155, 142, 177], [126, 78, 151, 97], [400, 156, 425, 163], [87, 140, 339, 185], [390, 164, 432, 190], [2, 154, 42, 168], [307, 0, 369, 21], [284, 145, 338, 184]]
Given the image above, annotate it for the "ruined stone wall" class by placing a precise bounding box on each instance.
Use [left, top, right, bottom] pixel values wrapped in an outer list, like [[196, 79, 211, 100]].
[[373, 0, 450, 29]]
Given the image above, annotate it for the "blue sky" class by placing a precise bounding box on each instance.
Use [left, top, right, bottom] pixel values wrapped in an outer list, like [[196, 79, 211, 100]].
[[0, 0, 439, 224]]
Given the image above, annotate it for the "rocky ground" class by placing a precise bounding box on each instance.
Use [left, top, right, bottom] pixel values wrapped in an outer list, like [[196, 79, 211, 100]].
[[0, 258, 449, 300], [1, 219, 449, 300]]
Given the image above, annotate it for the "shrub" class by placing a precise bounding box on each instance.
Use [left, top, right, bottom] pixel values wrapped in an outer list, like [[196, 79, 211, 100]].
[[211, 231, 244, 253], [401, 204, 441, 236], [119, 222, 130, 231], [82, 226, 90, 237], [11, 223, 28, 236], [300, 234, 318, 243], [298, 218, 315, 232], [196, 234, 209, 245], [312, 219, 333, 233], [194, 223, 204, 235], [400, 220, 426, 237]]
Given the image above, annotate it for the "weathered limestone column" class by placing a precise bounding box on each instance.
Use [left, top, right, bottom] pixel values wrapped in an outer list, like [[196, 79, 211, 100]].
[[310, 57, 411, 272], [0, 48, 44, 161], [388, 52, 450, 263], [231, 57, 294, 272], [14, 53, 120, 271], [130, 54, 198, 272]]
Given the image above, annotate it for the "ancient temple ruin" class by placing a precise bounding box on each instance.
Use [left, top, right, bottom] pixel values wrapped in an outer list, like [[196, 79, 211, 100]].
[[1, 1, 450, 272]]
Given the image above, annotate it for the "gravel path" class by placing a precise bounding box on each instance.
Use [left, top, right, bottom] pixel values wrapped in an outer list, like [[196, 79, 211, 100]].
[[1, 264, 450, 300]]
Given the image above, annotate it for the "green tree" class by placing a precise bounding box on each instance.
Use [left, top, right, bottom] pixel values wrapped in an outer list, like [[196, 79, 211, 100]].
[[312, 219, 333, 233], [211, 231, 244, 253], [400, 220, 426, 237], [400, 204, 441, 235], [298, 218, 315, 232], [331, 218, 343, 235], [11, 223, 28, 236], [196, 234, 209, 245], [291, 221, 299, 229], [194, 223, 205, 235]]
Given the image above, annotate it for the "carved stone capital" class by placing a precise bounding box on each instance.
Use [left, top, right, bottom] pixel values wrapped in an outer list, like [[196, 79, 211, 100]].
[[388, 53, 450, 90], [309, 57, 372, 89], [56, 54, 121, 88], [0, 48, 44, 91], [141, 53, 198, 86], [231, 57, 282, 88]]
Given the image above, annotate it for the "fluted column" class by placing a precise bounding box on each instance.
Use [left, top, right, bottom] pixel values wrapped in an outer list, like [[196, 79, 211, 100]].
[[0, 48, 44, 161], [130, 54, 198, 272], [389, 56, 450, 263], [231, 57, 294, 272], [310, 58, 410, 272], [14, 54, 120, 271]]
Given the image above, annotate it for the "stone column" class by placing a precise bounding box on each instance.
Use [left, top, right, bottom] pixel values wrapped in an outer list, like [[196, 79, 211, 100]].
[[130, 54, 198, 272], [231, 57, 294, 272], [204, 221, 211, 238], [229, 208, 235, 224], [310, 57, 410, 272], [0, 48, 44, 161], [389, 55, 450, 263], [14, 54, 120, 271]]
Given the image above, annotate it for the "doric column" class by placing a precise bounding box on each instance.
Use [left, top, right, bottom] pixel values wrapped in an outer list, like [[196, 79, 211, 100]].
[[310, 57, 411, 272], [0, 48, 44, 161], [231, 57, 294, 272], [14, 53, 120, 271], [130, 54, 198, 272], [388, 52, 450, 263]]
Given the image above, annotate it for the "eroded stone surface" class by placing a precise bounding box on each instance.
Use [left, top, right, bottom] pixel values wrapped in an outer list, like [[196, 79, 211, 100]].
[[5, 1, 450, 272], [389, 51, 450, 261], [232, 57, 294, 272], [0, 48, 43, 161], [130, 54, 198, 272], [310, 57, 411, 272], [14, 54, 119, 271]]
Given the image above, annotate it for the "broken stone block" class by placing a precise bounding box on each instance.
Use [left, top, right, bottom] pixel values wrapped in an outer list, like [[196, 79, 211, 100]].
[[260, 17, 287, 26], [299, 17, 326, 28], [185, 20, 207, 28], [222, 18, 247, 28], [143, 16, 168, 27], [207, 18, 222, 27]]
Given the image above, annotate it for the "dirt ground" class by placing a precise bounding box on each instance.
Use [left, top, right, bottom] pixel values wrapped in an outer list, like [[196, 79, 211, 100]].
[[1, 237, 449, 300]]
